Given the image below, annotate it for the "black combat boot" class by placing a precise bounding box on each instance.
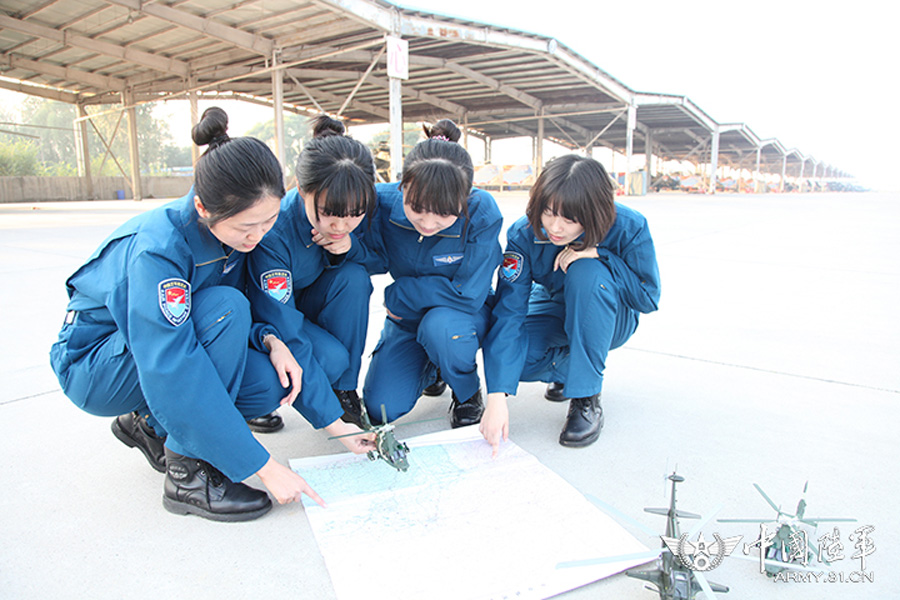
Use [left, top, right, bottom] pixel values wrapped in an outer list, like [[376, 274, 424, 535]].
[[335, 389, 364, 428], [422, 369, 448, 396], [544, 382, 568, 402], [162, 448, 272, 522], [558, 394, 604, 447], [449, 389, 484, 428], [111, 411, 167, 473], [246, 411, 284, 433]]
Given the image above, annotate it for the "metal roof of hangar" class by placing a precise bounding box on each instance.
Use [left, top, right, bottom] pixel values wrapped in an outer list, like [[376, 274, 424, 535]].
[[0, 0, 632, 130], [0, 0, 839, 181]]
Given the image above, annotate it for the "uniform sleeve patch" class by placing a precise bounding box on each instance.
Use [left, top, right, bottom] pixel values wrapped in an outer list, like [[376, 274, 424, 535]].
[[261, 269, 292, 304], [500, 251, 524, 282], [158, 278, 191, 326]]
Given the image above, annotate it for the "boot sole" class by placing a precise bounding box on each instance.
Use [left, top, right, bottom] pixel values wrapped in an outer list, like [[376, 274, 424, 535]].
[[162, 495, 273, 522], [111, 418, 166, 473]]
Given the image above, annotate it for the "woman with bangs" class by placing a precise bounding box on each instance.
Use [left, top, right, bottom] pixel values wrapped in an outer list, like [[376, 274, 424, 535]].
[[357, 120, 503, 427], [247, 114, 377, 448], [481, 154, 660, 452]]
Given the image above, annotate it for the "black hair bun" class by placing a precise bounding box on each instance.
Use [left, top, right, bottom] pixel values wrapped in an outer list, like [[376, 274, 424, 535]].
[[311, 114, 346, 138], [192, 107, 229, 147], [423, 119, 461, 142]]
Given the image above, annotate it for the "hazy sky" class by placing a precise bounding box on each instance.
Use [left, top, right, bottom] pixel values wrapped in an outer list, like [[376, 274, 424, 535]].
[[395, 0, 897, 190], [2, 0, 896, 189]]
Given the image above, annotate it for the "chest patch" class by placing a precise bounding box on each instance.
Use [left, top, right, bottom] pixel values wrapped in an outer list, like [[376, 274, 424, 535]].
[[433, 253, 464, 266], [261, 269, 292, 304], [158, 278, 191, 326], [500, 252, 524, 282]]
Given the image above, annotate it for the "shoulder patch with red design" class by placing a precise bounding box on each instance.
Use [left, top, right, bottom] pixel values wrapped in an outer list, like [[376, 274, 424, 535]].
[[500, 251, 524, 282], [158, 278, 191, 326], [261, 269, 292, 304]]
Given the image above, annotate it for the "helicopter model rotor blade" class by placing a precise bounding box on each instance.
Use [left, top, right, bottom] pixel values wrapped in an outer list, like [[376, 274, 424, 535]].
[[585, 494, 659, 537], [694, 570, 718, 600], [556, 549, 659, 569], [687, 503, 723, 538], [717, 518, 772, 523], [728, 554, 822, 573], [753, 483, 781, 514]]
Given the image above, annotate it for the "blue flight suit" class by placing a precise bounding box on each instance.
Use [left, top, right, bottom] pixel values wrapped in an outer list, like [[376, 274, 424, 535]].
[[354, 182, 503, 422], [48, 193, 332, 482], [247, 187, 373, 398], [484, 203, 660, 399]]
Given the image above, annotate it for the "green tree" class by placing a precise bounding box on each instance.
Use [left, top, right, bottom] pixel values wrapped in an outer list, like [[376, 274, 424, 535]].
[[245, 113, 310, 174], [6, 97, 179, 176], [0, 139, 39, 176]]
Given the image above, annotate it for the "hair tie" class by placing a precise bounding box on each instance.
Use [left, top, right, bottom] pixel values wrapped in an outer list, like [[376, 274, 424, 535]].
[[209, 134, 230, 149], [432, 135, 451, 142]]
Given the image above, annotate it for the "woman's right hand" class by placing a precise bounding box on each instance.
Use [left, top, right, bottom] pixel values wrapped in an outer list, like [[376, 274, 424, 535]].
[[256, 457, 326, 507], [480, 392, 510, 458]]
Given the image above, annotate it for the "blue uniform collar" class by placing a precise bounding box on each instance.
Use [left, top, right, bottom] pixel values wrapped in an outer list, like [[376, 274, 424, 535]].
[[291, 190, 316, 249], [388, 188, 463, 238], [534, 227, 586, 246], [179, 190, 234, 266]]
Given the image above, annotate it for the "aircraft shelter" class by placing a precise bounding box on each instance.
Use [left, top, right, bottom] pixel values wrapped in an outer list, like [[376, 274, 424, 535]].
[[0, 0, 850, 199]]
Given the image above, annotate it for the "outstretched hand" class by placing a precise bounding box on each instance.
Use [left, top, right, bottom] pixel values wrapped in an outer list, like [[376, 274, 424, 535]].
[[479, 392, 510, 458], [325, 418, 376, 454], [256, 457, 326, 507]]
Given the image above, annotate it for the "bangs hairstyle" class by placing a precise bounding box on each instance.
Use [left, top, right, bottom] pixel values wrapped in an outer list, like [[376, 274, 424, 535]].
[[401, 137, 474, 218], [526, 154, 617, 250], [192, 107, 284, 227], [296, 115, 377, 222]]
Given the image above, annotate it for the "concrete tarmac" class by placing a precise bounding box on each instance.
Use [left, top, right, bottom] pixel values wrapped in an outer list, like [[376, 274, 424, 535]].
[[1, 191, 897, 599]]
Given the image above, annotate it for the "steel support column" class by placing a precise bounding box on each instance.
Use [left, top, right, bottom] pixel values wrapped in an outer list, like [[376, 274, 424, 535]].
[[189, 81, 200, 167], [76, 101, 93, 200], [754, 147, 762, 193], [644, 129, 653, 194], [780, 155, 787, 192], [536, 108, 545, 177], [122, 89, 143, 201], [625, 104, 635, 195], [708, 127, 720, 194], [271, 51, 286, 178], [389, 76, 403, 182]]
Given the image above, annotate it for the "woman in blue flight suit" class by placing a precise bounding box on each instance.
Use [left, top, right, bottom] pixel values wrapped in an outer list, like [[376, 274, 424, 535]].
[[480, 154, 660, 452], [358, 120, 503, 426], [48, 108, 363, 521], [247, 115, 376, 427]]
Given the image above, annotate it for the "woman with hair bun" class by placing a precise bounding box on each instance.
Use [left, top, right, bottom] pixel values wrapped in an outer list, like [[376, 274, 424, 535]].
[[357, 120, 503, 427], [50, 107, 327, 522], [480, 154, 660, 453], [247, 114, 378, 433]]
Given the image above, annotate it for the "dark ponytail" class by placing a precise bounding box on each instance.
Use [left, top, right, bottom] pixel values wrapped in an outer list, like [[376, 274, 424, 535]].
[[295, 114, 376, 220], [192, 107, 285, 226]]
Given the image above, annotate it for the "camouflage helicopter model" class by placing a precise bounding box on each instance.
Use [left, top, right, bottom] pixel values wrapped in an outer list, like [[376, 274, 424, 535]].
[[718, 482, 856, 577], [330, 404, 411, 472], [560, 473, 734, 600]]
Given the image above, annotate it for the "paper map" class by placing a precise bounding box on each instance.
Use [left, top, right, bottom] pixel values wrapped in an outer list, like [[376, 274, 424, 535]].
[[290, 427, 650, 600]]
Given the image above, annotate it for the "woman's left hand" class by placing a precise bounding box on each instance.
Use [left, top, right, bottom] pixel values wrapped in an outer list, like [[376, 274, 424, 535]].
[[311, 228, 352, 255], [265, 336, 303, 406], [553, 245, 599, 273]]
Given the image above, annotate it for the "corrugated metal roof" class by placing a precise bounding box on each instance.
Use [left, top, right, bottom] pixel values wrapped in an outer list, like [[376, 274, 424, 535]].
[[0, 0, 842, 176]]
